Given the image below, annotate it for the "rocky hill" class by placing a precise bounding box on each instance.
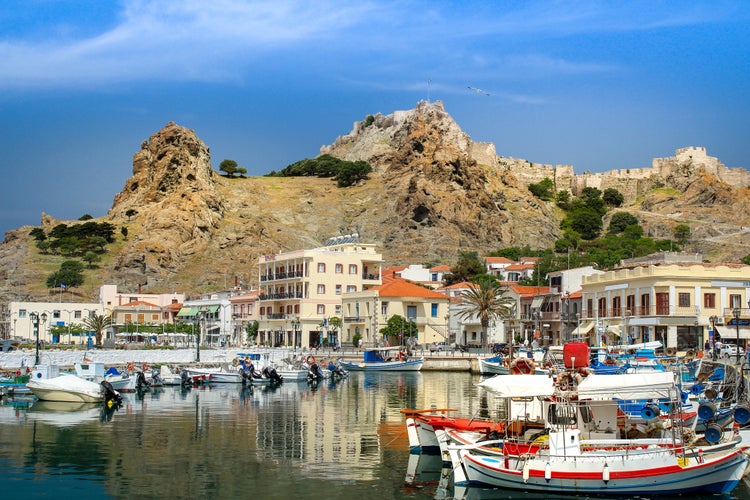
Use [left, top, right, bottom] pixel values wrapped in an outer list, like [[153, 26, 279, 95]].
[[1, 101, 749, 303]]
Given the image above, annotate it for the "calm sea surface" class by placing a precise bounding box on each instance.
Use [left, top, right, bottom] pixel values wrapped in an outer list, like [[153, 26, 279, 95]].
[[1, 371, 749, 499]]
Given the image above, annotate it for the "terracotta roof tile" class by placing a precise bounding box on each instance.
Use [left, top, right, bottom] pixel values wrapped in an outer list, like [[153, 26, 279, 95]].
[[374, 278, 449, 299]]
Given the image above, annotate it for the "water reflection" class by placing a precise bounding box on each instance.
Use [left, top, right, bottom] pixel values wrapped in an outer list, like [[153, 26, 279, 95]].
[[0, 372, 746, 499]]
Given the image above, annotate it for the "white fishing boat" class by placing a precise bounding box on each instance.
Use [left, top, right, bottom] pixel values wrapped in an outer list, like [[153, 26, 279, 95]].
[[341, 347, 423, 371], [445, 369, 749, 495], [27, 373, 105, 403]]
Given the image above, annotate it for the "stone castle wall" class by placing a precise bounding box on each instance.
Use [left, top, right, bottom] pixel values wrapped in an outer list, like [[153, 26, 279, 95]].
[[503, 147, 749, 204]]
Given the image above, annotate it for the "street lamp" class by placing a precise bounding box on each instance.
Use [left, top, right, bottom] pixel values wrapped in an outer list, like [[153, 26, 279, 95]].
[[733, 308, 741, 364], [29, 312, 48, 365], [709, 315, 718, 358], [292, 318, 300, 351], [195, 311, 205, 362]]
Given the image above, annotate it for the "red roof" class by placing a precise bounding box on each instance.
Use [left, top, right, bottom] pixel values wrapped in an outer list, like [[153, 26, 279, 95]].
[[430, 264, 452, 272], [485, 256, 513, 264], [505, 263, 534, 271], [374, 278, 448, 299], [120, 300, 160, 308], [508, 284, 550, 296]]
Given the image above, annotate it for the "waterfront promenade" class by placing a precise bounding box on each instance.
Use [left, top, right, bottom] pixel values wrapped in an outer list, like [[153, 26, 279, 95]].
[[0, 345, 481, 372]]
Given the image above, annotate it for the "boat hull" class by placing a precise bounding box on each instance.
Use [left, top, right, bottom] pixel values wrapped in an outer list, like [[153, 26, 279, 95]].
[[27, 374, 104, 403], [457, 447, 748, 495], [183, 368, 242, 383], [341, 359, 423, 371]]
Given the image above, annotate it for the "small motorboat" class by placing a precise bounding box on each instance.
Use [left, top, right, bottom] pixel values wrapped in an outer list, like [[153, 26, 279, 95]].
[[341, 347, 423, 371], [27, 373, 106, 403]]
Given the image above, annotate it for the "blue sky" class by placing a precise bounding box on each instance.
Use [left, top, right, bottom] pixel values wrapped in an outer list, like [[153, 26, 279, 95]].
[[1, 1, 748, 237]]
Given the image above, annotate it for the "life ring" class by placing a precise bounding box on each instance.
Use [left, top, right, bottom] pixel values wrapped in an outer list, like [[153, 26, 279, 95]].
[[143, 363, 149, 371], [306, 355, 316, 365], [15, 370, 20, 376], [127, 362, 135, 372], [666, 347, 677, 356], [511, 357, 535, 375], [232, 357, 239, 367]]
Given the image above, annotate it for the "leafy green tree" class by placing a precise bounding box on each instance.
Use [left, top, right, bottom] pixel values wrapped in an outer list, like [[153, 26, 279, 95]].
[[443, 251, 486, 285], [568, 207, 603, 240], [46, 260, 85, 289], [379, 315, 416, 345], [674, 224, 691, 245], [121, 226, 128, 240], [555, 190, 571, 210], [29, 227, 46, 241], [82, 251, 101, 268], [458, 276, 515, 349], [336, 160, 372, 187], [125, 209, 138, 220], [246, 320, 259, 344], [236, 166, 247, 177], [219, 159, 239, 177], [528, 177, 554, 201], [36, 240, 52, 254], [609, 212, 639, 234], [82, 313, 113, 347], [78, 214, 94, 220], [742, 254, 750, 265], [603, 188, 624, 207]]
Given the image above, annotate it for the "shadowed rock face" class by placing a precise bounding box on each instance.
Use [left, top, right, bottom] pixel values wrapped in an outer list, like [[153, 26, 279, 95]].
[[0, 103, 747, 302]]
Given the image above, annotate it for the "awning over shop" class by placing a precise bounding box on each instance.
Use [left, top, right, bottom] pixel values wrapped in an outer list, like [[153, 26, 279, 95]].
[[530, 296, 545, 309], [571, 322, 594, 336], [204, 305, 220, 313], [605, 325, 621, 337], [176, 307, 196, 317]]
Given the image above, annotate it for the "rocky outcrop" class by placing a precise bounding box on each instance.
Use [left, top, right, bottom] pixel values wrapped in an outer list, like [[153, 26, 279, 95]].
[[0, 103, 747, 303], [108, 122, 226, 282]]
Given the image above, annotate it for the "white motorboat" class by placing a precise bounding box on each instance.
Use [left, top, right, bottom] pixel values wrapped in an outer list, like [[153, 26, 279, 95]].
[[27, 373, 105, 403], [75, 362, 131, 391], [183, 364, 243, 383]]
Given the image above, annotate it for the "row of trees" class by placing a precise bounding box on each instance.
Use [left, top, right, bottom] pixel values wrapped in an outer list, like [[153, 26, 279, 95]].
[[267, 154, 373, 187], [31, 221, 116, 257]]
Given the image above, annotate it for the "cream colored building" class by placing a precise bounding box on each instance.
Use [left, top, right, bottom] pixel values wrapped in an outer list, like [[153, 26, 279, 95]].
[[341, 278, 450, 347], [580, 261, 750, 352], [257, 236, 383, 347], [7, 301, 104, 344]]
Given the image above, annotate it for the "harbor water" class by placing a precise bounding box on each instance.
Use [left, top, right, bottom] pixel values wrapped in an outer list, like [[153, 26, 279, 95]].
[[1, 371, 749, 499]]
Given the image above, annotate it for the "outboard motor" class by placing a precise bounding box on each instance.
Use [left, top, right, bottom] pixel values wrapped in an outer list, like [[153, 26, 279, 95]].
[[135, 371, 150, 391], [328, 361, 347, 379], [263, 366, 283, 383], [101, 380, 122, 406], [180, 370, 190, 386], [151, 369, 164, 385], [308, 362, 325, 382]]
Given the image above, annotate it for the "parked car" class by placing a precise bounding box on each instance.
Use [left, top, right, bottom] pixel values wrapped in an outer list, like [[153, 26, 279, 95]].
[[719, 343, 745, 359], [429, 342, 455, 353]]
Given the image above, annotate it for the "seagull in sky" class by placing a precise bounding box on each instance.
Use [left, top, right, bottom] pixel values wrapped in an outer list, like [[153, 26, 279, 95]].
[[467, 86, 491, 96]]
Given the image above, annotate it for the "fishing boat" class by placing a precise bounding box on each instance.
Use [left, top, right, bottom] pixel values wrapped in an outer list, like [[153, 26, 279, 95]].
[[477, 355, 550, 376], [444, 369, 749, 495], [341, 347, 423, 372], [183, 364, 244, 383]]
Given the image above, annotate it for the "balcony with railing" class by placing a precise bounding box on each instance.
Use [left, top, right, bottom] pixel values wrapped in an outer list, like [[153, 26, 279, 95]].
[[259, 291, 304, 301], [259, 270, 305, 282]]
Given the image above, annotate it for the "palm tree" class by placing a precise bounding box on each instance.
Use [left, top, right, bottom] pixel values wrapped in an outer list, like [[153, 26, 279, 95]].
[[83, 313, 113, 347], [458, 276, 515, 349]]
